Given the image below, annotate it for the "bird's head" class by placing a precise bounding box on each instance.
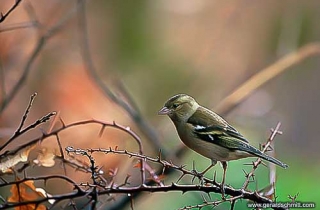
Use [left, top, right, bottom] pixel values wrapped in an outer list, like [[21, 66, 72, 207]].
[[158, 94, 199, 122]]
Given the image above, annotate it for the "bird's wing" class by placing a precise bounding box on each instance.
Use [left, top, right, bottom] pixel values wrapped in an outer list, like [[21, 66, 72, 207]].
[[186, 107, 288, 168], [187, 106, 249, 143]]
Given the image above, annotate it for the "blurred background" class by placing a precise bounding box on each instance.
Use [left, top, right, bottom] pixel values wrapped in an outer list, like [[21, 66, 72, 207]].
[[1, 0, 320, 209]]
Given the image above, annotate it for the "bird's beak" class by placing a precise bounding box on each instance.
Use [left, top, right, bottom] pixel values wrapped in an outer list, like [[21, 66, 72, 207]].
[[158, 106, 171, 115]]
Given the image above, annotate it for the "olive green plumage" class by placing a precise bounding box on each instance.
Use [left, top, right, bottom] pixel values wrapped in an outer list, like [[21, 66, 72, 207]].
[[159, 94, 288, 169]]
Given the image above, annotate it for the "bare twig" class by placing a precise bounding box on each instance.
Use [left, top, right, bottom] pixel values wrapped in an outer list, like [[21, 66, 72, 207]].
[[66, 147, 285, 209], [0, 119, 145, 184], [0, 21, 37, 33], [0, 120, 105, 156], [76, 0, 165, 157], [215, 43, 320, 115], [0, 178, 286, 210], [0, 0, 23, 23], [242, 122, 283, 189], [16, 93, 38, 132], [112, 121, 146, 184], [0, 93, 56, 152], [0, 119, 286, 210], [0, 2, 79, 114], [0, 62, 5, 101]]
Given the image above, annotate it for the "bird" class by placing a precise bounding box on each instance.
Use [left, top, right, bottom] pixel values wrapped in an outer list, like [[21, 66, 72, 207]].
[[158, 94, 288, 197]]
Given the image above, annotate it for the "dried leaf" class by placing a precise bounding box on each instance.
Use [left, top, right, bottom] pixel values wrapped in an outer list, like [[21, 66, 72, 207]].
[[133, 162, 141, 169], [33, 148, 55, 167], [8, 179, 46, 209]]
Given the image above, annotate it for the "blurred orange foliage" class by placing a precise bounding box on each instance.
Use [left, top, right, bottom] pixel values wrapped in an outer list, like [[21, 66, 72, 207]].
[[8, 179, 46, 210]]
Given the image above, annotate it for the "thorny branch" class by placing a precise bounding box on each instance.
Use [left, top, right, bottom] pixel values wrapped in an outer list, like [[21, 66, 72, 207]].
[[0, 93, 56, 153], [0, 103, 287, 210], [65, 144, 286, 210], [0, 175, 285, 210], [242, 122, 283, 189]]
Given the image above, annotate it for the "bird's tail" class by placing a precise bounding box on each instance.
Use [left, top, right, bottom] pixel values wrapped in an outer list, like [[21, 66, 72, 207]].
[[247, 146, 288, 169]]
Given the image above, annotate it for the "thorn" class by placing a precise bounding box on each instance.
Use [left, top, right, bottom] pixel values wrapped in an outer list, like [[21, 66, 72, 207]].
[[207, 192, 212, 200], [192, 160, 196, 171], [265, 146, 274, 152], [110, 181, 115, 188], [200, 194, 207, 202], [243, 162, 255, 166], [39, 127, 46, 136], [288, 192, 299, 202], [251, 173, 255, 181], [230, 200, 236, 210], [262, 143, 274, 151], [271, 128, 283, 135], [242, 169, 249, 178], [179, 164, 187, 169], [158, 149, 162, 161], [59, 117, 66, 128], [176, 174, 185, 183], [191, 174, 196, 184], [260, 161, 268, 168], [161, 166, 166, 175], [99, 125, 106, 137]]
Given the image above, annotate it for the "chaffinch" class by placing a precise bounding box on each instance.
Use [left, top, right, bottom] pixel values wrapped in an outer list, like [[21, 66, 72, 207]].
[[159, 94, 288, 196]]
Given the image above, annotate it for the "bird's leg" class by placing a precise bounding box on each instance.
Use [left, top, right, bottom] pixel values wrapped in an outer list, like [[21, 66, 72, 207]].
[[221, 161, 227, 200]]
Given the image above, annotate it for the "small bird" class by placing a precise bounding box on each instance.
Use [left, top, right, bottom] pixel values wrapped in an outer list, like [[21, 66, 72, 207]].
[[159, 94, 288, 196]]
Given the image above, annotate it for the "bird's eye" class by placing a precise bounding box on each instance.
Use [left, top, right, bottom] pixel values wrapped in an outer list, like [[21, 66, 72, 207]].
[[172, 104, 179, 109]]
